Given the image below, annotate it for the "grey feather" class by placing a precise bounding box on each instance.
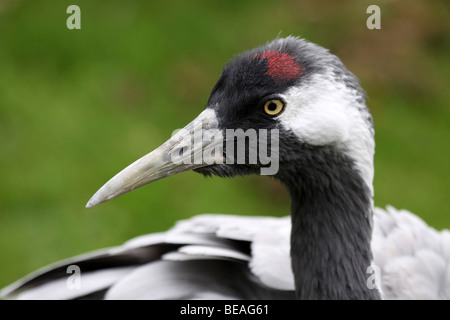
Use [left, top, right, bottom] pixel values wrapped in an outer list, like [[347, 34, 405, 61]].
[[3, 208, 449, 300]]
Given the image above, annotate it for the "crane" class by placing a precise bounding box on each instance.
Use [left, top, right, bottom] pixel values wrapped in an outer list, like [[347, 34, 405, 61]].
[[2, 36, 449, 300]]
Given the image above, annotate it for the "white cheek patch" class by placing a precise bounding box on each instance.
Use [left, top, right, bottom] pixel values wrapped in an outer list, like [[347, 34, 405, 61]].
[[279, 74, 353, 145], [281, 92, 350, 146], [277, 72, 375, 195]]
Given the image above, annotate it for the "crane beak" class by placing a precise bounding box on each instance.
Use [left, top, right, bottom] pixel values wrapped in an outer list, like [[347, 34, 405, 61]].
[[86, 108, 223, 208]]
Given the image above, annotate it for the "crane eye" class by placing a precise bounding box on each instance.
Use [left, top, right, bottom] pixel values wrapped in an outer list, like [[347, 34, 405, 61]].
[[263, 99, 285, 116]]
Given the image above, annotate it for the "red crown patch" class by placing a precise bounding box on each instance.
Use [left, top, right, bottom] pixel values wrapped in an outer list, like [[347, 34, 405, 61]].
[[252, 50, 303, 82]]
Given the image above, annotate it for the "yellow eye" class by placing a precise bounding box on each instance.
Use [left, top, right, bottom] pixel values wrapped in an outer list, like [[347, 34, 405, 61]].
[[263, 99, 285, 116]]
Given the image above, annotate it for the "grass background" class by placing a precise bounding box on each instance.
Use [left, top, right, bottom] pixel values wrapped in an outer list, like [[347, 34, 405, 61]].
[[0, 0, 448, 288]]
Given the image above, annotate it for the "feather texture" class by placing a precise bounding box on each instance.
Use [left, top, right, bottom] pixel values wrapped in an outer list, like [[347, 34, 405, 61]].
[[2, 207, 449, 300]]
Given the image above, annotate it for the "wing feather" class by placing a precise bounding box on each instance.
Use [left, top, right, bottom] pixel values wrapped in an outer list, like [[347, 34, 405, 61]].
[[2, 207, 449, 300]]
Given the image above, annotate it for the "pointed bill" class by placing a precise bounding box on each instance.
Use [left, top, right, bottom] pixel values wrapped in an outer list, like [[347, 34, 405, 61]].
[[86, 109, 223, 208]]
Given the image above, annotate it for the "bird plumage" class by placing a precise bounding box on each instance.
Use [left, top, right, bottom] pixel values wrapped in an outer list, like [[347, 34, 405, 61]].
[[2, 36, 449, 300], [3, 208, 450, 299]]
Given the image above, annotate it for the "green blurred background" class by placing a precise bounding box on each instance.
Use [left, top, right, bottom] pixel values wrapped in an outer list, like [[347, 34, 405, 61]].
[[0, 0, 449, 288]]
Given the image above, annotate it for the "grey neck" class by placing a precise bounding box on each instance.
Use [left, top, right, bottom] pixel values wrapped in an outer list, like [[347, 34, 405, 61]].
[[278, 147, 380, 300]]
